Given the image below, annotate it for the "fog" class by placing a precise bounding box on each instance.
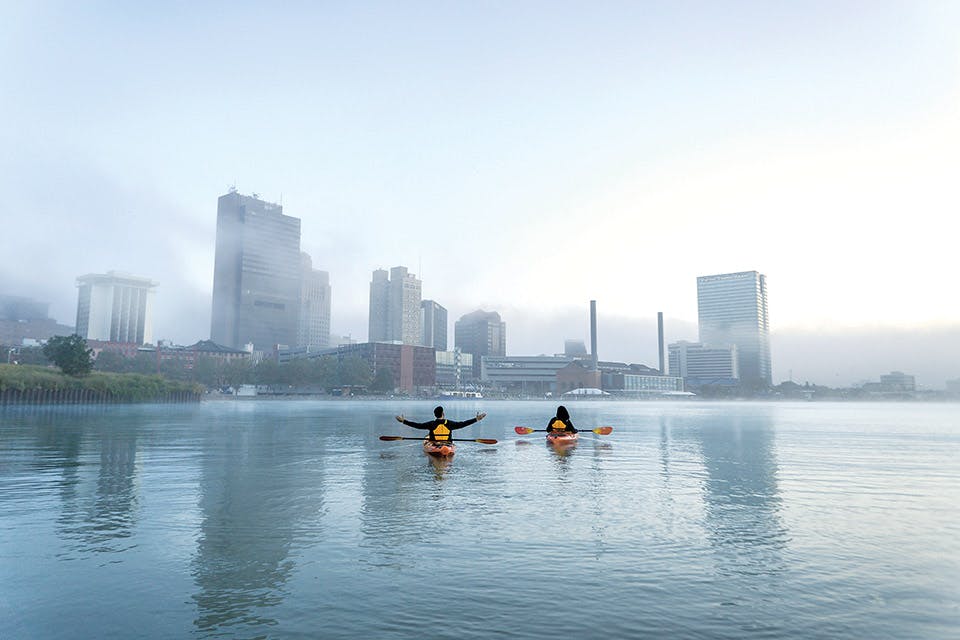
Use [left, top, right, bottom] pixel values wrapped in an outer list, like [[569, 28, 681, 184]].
[[2, 3, 958, 389]]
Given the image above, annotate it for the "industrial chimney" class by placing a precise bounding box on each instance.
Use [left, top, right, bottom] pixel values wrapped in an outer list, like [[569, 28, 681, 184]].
[[658, 311, 666, 375], [590, 300, 598, 371]]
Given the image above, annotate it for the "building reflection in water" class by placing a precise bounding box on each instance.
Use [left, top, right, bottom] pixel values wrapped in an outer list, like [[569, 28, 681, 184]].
[[358, 437, 506, 571], [691, 409, 789, 579], [191, 420, 325, 635], [25, 409, 141, 555]]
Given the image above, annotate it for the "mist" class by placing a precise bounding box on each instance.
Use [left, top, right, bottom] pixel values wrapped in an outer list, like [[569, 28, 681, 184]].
[[2, 3, 958, 391]]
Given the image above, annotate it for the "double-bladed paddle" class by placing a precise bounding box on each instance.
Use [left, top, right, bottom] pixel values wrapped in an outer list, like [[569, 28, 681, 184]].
[[379, 435, 498, 444], [513, 426, 613, 435]]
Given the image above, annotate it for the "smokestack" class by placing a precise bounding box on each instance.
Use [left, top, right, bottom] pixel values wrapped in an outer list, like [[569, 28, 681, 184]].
[[658, 312, 665, 375], [590, 300, 598, 370]]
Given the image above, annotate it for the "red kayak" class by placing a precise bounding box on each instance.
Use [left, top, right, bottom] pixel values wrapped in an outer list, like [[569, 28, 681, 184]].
[[423, 440, 456, 457], [546, 431, 579, 448]]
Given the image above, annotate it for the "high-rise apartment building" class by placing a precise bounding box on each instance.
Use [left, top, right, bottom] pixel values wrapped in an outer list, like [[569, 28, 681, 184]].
[[420, 300, 447, 351], [696, 270, 771, 387], [367, 266, 421, 345], [210, 190, 302, 352], [455, 309, 506, 377], [75, 271, 157, 344], [298, 253, 331, 350]]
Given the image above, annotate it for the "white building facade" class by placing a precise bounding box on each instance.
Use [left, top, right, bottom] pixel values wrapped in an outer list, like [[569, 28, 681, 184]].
[[368, 266, 422, 345], [668, 341, 739, 380], [76, 271, 157, 344], [298, 252, 331, 349]]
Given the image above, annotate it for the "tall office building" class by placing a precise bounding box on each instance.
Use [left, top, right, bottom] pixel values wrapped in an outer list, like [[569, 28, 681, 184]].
[[420, 300, 447, 351], [697, 270, 771, 387], [75, 271, 157, 344], [298, 253, 331, 350], [455, 309, 506, 377], [210, 190, 301, 351], [367, 266, 421, 345], [368, 269, 390, 343]]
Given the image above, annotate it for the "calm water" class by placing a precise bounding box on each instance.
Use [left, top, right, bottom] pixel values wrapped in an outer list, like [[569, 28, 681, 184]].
[[1, 400, 958, 639]]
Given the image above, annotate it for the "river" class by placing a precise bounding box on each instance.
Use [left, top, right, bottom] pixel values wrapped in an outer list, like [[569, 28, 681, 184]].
[[1, 400, 957, 639]]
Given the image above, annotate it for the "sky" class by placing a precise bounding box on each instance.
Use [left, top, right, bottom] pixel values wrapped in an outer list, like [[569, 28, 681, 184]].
[[1, 1, 958, 387]]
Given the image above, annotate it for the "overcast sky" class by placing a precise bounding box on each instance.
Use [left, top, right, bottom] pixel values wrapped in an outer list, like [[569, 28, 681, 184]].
[[1, 2, 957, 386]]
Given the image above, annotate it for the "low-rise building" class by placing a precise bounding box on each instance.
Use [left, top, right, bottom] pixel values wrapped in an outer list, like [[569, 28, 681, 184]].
[[279, 342, 436, 393], [668, 341, 739, 387], [482, 355, 574, 396], [435, 349, 474, 389]]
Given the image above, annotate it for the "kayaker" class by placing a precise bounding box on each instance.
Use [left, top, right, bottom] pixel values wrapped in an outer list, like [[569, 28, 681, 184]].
[[395, 406, 487, 442], [545, 405, 578, 433]]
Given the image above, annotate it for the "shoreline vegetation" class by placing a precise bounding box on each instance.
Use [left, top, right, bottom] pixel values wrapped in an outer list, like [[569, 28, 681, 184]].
[[0, 364, 203, 405], [1, 363, 954, 406]]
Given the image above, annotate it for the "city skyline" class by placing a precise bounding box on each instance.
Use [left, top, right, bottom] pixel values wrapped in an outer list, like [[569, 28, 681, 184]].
[[1, 3, 958, 385]]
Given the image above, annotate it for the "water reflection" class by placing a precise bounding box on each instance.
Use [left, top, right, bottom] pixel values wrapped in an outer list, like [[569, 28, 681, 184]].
[[191, 417, 325, 635], [24, 410, 141, 556], [691, 409, 789, 579]]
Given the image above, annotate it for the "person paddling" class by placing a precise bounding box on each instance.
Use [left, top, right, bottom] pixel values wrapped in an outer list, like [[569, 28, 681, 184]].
[[395, 406, 487, 442], [545, 405, 578, 433]]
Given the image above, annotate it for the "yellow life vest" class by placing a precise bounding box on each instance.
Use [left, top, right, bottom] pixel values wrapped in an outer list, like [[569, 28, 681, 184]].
[[549, 419, 566, 432], [432, 420, 451, 441]]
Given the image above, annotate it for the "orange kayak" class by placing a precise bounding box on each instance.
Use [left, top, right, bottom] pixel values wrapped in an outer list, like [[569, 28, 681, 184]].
[[423, 440, 456, 457], [546, 432, 579, 448]]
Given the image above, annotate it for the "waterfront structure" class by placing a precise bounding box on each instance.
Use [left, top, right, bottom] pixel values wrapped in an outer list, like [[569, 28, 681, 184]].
[[879, 371, 916, 392], [455, 310, 506, 377], [75, 271, 157, 345], [697, 270, 771, 387], [368, 266, 421, 345], [435, 349, 474, 388], [481, 355, 573, 395], [210, 190, 302, 352], [420, 300, 448, 351], [298, 253, 331, 350], [277, 342, 436, 393], [556, 360, 601, 395], [668, 341, 739, 383]]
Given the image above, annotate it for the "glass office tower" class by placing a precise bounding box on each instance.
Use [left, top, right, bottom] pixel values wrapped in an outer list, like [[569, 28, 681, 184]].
[[696, 271, 771, 387], [210, 190, 302, 352]]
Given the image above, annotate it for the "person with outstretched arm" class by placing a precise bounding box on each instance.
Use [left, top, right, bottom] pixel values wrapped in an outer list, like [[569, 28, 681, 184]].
[[395, 405, 487, 442]]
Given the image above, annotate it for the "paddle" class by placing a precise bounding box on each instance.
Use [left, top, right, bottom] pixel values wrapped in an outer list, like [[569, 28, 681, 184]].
[[514, 426, 613, 436], [379, 436, 498, 444]]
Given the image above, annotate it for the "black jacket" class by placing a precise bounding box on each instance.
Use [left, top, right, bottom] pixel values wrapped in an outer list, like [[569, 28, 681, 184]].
[[399, 416, 480, 441]]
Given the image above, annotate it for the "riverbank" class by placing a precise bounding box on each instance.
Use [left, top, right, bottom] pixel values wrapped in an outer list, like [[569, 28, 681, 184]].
[[0, 364, 203, 405]]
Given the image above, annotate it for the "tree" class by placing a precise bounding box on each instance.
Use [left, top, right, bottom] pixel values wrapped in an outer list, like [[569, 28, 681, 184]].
[[42, 335, 93, 376], [223, 358, 252, 389], [370, 366, 395, 393], [338, 356, 372, 388], [93, 350, 127, 372]]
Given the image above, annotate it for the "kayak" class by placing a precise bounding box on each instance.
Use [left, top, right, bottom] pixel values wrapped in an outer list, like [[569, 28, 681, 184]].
[[423, 440, 456, 457], [546, 431, 579, 448]]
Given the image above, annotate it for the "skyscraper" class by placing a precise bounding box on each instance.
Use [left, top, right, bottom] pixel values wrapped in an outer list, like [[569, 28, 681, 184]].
[[420, 300, 447, 351], [298, 253, 331, 349], [696, 270, 771, 387], [210, 190, 301, 351], [368, 269, 390, 343], [454, 309, 506, 377], [76, 271, 157, 344], [367, 266, 422, 345]]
